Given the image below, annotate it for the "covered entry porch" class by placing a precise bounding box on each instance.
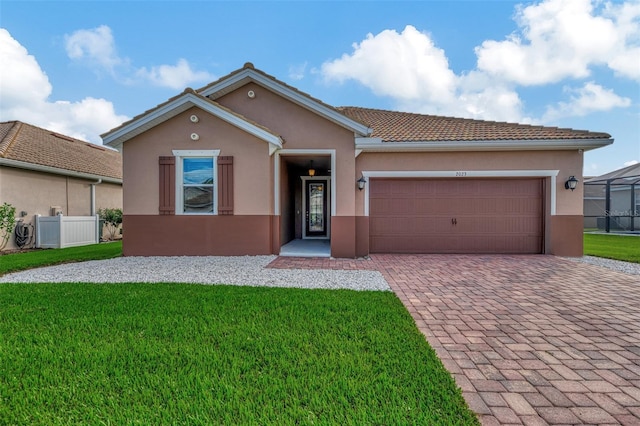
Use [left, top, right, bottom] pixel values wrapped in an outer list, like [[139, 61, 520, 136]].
[[275, 151, 334, 257]]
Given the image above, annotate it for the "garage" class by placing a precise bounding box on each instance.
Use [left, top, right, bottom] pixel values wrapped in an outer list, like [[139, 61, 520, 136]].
[[369, 178, 544, 254]]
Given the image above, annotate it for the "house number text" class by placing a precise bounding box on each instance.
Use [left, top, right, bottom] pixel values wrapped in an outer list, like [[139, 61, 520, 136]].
[[455, 171, 467, 177]]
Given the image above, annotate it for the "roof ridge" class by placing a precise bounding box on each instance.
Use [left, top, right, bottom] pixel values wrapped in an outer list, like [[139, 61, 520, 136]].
[[0, 121, 23, 158]]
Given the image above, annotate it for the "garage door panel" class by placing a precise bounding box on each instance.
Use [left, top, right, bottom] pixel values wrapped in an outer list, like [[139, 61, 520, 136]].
[[370, 178, 543, 254]]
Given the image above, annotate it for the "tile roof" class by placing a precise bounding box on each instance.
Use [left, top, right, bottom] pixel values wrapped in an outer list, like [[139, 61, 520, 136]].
[[338, 107, 612, 142], [0, 121, 122, 180]]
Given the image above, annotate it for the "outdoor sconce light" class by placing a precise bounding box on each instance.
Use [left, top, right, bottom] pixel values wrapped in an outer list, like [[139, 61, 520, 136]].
[[308, 160, 316, 177], [357, 176, 367, 191], [565, 176, 579, 191]]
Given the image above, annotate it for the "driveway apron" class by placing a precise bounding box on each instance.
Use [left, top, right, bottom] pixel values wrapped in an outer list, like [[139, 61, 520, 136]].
[[372, 254, 640, 425]]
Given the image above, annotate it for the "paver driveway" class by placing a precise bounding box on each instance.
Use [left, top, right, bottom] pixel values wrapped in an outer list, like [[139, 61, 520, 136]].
[[272, 255, 640, 425]]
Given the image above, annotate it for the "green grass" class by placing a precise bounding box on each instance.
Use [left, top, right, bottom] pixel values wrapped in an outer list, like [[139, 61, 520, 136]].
[[0, 241, 122, 276], [0, 284, 478, 425], [584, 233, 640, 263]]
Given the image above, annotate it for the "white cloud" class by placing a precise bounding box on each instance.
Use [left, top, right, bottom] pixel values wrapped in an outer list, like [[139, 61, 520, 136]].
[[322, 25, 457, 105], [65, 25, 214, 89], [604, 1, 640, 80], [321, 25, 525, 122], [542, 82, 631, 122], [476, 0, 640, 85], [136, 59, 215, 90], [0, 28, 53, 106], [65, 25, 125, 74], [0, 29, 128, 144], [321, 1, 638, 124]]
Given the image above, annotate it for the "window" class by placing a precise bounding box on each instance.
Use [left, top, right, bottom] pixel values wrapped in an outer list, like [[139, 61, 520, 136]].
[[173, 150, 220, 214]]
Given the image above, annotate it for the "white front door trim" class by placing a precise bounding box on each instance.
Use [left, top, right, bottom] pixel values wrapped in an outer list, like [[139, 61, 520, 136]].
[[362, 170, 559, 216], [274, 149, 336, 217]]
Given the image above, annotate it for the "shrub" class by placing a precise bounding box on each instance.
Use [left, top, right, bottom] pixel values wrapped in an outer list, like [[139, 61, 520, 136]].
[[98, 208, 123, 241], [0, 203, 17, 250]]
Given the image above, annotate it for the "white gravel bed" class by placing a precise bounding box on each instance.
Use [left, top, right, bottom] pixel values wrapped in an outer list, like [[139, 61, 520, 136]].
[[0, 255, 391, 291], [564, 255, 640, 276]]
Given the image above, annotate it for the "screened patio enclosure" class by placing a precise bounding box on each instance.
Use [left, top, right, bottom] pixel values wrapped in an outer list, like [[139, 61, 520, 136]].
[[584, 164, 640, 233]]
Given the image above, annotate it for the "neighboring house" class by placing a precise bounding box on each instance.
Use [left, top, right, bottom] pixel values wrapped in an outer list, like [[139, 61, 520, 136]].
[[102, 63, 612, 258], [0, 121, 122, 251], [584, 163, 640, 231]]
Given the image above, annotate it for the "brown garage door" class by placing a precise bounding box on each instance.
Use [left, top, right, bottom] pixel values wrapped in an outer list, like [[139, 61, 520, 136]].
[[369, 178, 543, 254]]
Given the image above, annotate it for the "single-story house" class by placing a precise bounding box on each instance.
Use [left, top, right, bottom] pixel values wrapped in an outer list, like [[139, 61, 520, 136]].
[[0, 121, 122, 251], [584, 163, 640, 231], [102, 63, 612, 258]]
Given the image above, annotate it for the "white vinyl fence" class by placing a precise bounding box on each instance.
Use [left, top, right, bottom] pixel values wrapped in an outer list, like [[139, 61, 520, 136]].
[[36, 214, 99, 249]]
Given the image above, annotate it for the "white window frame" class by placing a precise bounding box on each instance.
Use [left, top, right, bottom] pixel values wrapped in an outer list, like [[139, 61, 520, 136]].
[[173, 150, 220, 215]]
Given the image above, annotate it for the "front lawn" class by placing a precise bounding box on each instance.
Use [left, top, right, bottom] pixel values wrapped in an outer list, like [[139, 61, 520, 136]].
[[0, 241, 122, 276], [0, 283, 478, 425], [584, 233, 640, 263]]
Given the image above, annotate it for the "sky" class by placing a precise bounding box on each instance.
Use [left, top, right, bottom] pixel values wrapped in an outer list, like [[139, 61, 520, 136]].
[[1, 0, 638, 176]]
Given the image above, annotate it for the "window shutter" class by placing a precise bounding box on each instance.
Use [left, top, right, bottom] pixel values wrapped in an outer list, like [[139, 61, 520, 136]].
[[218, 156, 234, 215], [159, 156, 175, 215]]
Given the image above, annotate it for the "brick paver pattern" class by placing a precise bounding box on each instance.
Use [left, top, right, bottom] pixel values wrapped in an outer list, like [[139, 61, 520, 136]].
[[270, 255, 640, 425]]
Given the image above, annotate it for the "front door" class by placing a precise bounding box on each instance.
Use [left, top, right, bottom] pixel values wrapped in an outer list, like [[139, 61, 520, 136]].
[[304, 180, 328, 238]]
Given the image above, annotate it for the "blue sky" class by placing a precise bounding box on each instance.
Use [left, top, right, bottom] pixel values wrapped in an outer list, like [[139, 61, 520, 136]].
[[1, 0, 638, 175]]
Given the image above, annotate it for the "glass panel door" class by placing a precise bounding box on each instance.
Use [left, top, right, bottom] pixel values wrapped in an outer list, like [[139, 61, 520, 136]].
[[305, 181, 327, 237]]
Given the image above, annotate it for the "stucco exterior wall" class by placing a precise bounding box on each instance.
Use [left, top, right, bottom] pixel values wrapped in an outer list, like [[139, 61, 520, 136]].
[[0, 166, 122, 250], [218, 82, 357, 216], [122, 107, 273, 216]]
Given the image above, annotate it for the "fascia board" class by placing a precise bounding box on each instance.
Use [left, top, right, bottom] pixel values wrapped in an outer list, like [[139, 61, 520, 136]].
[[0, 158, 122, 184], [103, 92, 283, 149], [355, 138, 613, 152], [201, 69, 372, 136]]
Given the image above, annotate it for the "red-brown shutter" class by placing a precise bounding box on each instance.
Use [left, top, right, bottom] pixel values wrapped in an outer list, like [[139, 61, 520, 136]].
[[159, 156, 175, 215], [217, 156, 234, 215]]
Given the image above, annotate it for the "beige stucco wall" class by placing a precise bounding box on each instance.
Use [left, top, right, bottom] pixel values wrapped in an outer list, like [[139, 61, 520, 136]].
[[122, 107, 273, 216], [218, 82, 357, 216], [0, 166, 122, 250], [355, 150, 584, 216]]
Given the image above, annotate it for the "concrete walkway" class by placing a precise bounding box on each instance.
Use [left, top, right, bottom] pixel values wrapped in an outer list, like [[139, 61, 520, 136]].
[[273, 255, 640, 425]]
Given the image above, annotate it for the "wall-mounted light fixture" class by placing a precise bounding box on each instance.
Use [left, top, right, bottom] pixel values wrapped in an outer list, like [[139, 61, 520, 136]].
[[357, 176, 366, 191], [190, 133, 200, 141], [565, 176, 579, 191], [308, 160, 316, 177], [190, 114, 199, 123]]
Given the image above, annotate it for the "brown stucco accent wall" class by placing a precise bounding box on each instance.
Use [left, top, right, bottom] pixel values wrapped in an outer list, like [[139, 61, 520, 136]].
[[122, 215, 273, 256], [549, 215, 584, 257], [355, 216, 370, 258], [330, 216, 356, 258]]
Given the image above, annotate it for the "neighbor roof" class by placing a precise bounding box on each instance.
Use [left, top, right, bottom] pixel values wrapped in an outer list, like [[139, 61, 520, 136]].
[[338, 107, 613, 142], [584, 162, 640, 185], [0, 121, 122, 181]]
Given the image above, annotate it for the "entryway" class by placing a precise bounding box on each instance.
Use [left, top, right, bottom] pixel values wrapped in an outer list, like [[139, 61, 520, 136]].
[[279, 239, 330, 257], [276, 152, 333, 256]]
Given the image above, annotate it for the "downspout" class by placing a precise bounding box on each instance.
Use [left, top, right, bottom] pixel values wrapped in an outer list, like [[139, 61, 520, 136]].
[[90, 179, 102, 216]]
